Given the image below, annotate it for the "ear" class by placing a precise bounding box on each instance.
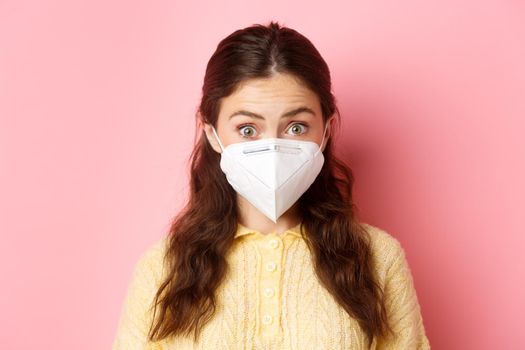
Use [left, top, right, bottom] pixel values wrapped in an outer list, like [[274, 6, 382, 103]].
[[202, 122, 223, 154]]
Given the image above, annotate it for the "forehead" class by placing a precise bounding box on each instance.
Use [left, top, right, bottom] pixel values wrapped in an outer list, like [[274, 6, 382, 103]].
[[221, 73, 320, 108]]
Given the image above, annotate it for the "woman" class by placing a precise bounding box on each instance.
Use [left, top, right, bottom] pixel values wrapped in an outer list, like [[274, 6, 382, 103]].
[[112, 21, 430, 349]]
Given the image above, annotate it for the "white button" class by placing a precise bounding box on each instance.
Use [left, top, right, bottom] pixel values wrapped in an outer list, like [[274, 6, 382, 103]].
[[265, 261, 277, 272], [264, 287, 275, 298], [262, 314, 273, 325], [268, 239, 279, 249]]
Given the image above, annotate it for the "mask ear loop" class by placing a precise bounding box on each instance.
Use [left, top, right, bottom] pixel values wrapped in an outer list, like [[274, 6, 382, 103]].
[[210, 125, 225, 152], [315, 119, 331, 156]]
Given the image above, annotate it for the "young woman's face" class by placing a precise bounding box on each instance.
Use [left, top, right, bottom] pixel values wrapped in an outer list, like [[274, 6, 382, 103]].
[[204, 72, 331, 152]]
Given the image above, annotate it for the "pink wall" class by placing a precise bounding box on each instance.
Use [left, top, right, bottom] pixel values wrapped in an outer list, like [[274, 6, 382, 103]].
[[1, 1, 523, 349]]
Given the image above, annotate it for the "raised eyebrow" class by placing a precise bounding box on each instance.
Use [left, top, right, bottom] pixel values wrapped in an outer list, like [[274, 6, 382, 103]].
[[282, 107, 316, 118], [228, 106, 316, 120]]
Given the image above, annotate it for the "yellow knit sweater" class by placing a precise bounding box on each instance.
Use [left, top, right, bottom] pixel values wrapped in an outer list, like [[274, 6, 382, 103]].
[[112, 222, 430, 349]]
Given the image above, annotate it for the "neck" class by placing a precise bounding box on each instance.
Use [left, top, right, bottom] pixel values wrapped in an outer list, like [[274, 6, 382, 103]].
[[236, 194, 302, 235]]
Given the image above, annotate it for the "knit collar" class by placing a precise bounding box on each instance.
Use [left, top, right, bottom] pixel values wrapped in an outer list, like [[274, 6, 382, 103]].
[[234, 222, 303, 239]]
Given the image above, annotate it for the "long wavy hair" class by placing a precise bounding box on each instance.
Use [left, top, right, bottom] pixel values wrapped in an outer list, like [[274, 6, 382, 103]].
[[147, 20, 394, 347]]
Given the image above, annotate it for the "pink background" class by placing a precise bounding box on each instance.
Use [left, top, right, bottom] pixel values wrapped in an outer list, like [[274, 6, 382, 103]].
[[1, 1, 524, 349]]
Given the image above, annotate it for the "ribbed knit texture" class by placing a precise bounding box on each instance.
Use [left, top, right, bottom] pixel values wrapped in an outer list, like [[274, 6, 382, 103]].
[[112, 222, 431, 349]]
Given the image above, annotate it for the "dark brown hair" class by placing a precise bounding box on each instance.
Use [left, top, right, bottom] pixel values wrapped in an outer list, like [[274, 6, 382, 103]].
[[147, 20, 394, 346]]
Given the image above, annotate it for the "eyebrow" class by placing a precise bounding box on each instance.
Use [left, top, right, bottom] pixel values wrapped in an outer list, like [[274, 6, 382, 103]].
[[228, 106, 316, 120]]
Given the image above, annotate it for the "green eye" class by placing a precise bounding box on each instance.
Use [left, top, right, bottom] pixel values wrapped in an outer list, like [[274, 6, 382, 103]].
[[287, 123, 307, 135], [239, 125, 257, 138]]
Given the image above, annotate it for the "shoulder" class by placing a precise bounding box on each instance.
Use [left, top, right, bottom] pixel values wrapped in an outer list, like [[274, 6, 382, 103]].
[[132, 235, 170, 283], [140, 235, 169, 261], [360, 223, 430, 348], [359, 222, 406, 281], [113, 236, 171, 347], [360, 222, 403, 254]]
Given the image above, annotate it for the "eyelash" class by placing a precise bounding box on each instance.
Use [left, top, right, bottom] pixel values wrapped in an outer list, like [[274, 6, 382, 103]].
[[238, 122, 309, 138]]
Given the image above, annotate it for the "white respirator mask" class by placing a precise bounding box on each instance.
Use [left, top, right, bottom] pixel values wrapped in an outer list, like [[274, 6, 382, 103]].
[[210, 121, 329, 223]]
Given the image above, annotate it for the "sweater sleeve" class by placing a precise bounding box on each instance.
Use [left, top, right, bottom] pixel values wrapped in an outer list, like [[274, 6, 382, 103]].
[[111, 240, 166, 350], [375, 240, 431, 350]]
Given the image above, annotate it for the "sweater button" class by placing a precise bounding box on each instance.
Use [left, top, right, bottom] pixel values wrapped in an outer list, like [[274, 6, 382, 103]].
[[262, 314, 273, 325], [268, 239, 279, 249], [265, 261, 277, 272], [264, 287, 275, 298]]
